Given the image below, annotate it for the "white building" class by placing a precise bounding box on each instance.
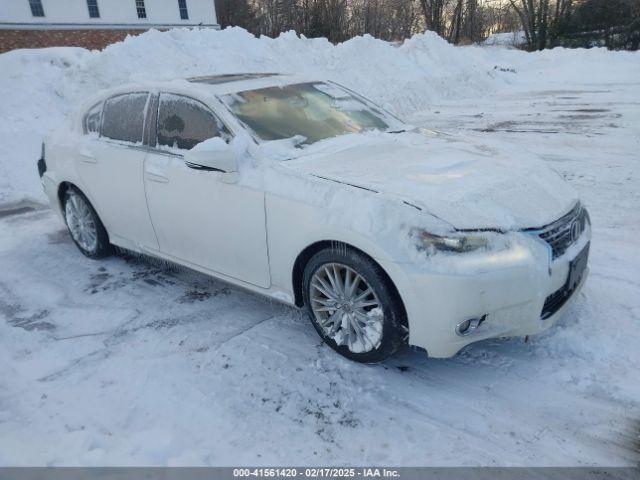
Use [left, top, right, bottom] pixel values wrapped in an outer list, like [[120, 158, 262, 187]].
[[0, 0, 219, 52], [1, 0, 218, 29]]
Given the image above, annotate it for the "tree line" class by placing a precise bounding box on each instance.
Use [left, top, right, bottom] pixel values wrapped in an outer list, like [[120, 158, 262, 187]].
[[215, 0, 640, 50]]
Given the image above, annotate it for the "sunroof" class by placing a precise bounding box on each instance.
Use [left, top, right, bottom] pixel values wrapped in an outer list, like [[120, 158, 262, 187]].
[[188, 73, 280, 85]]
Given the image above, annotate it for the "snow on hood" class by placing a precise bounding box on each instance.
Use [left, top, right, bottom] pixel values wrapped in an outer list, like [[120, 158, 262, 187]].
[[282, 131, 578, 230]]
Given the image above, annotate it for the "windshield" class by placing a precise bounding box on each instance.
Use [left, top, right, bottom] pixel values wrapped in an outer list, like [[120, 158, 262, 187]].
[[221, 82, 398, 145]]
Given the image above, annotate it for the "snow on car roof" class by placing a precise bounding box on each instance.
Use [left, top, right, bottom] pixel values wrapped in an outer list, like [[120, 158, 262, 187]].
[[183, 73, 316, 95], [91, 73, 315, 100], [187, 73, 281, 85]]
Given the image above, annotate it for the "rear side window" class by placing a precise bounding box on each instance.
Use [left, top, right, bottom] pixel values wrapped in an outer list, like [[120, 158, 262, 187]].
[[156, 93, 229, 150], [84, 102, 102, 134], [101, 93, 149, 143]]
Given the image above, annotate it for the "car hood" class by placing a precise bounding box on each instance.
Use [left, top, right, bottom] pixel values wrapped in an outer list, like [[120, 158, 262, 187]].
[[282, 131, 578, 230]]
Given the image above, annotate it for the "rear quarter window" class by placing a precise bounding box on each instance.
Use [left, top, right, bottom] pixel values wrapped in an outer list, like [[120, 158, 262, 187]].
[[83, 102, 103, 134]]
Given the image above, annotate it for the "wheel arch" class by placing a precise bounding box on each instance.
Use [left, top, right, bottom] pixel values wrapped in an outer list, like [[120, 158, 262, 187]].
[[57, 182, 109, 240], [57, 181, 93, 215], [57, 181, 74, 211], [291, 241, 408, 325]]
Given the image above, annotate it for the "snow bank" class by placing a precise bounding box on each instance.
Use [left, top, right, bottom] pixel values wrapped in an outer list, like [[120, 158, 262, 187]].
[[0, 27, 639, 204], [483, 31, 526, 48], [0, 27, 490, 203]]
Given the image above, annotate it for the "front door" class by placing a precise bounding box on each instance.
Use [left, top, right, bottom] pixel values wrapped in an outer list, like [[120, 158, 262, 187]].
[[143, 93, 270, 288]]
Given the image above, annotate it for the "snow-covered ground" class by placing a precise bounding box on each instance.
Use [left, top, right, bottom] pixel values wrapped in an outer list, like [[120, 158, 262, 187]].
[[0, 28, 639, 466], [483, 30, 526, 48]]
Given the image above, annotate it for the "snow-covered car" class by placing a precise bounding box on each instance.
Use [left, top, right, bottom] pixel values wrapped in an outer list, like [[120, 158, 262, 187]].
[[37, 73, 591, 362]]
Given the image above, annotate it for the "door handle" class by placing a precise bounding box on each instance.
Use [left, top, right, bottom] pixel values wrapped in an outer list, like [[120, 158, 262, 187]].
[[79, 149, 96, 164], [146, 171, 169, 183]]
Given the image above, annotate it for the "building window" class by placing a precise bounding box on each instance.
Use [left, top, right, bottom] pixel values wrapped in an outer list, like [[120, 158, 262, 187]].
[[28, 0, 45, 17], [135, 0, 147, 19], [178, 0, 189, 20], [86, 0, 100, 18]]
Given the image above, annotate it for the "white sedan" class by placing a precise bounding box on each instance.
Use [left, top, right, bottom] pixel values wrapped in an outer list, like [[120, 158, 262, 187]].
[[38, 73, 591, 362]]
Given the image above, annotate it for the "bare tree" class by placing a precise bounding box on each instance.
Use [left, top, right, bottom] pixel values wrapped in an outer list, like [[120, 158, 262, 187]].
[[349, 0, 421, 40], [215, 0, 637, 52], [485, 0, 521, 36], [216, 0, 258, 32], [418, 0, 451, 36], [509, 0, 574, 49]]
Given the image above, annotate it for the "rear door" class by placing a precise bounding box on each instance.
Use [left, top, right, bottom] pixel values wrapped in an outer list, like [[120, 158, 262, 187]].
[[143, 93, 270, 287], [75, 92, 158, 250]]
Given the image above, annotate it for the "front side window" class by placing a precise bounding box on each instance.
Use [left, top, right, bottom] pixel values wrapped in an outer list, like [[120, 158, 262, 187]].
[[135, 0, 147, 19], [86, 0, 100, 18], [84, 102, 102, 134], [178, 0, 189, 20], [28, 0, 45, 17], [221, 82, 393, 145], [156, 94, 229, 150], [101, 93, 149, 143]]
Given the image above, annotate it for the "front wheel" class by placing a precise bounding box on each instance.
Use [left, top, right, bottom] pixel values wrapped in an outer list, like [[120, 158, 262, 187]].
[[302, 247, 408, 363], [63, 187, 112, 258]]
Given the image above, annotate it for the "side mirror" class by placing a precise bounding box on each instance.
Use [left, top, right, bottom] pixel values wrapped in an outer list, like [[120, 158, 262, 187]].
[[184, 138, 238, 174]]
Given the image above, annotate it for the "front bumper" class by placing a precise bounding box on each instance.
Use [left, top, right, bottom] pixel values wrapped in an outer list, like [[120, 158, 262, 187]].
[[391, 226, 591, 358]]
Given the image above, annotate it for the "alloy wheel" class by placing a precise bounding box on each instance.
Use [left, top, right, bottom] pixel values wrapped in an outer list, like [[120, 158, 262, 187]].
[[65, 192, 98, 253], [310, 262, 384, 354]]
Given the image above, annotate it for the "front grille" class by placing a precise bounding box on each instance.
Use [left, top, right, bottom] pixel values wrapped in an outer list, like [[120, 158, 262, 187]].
[[541, 242, 590, 319], [541, 286, 569, 319], [529, 203, 589, 259]]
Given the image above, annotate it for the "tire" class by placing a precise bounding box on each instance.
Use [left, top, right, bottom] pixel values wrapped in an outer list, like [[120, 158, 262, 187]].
[[302, 246, 408, 363], [62, 186, 113, 259]]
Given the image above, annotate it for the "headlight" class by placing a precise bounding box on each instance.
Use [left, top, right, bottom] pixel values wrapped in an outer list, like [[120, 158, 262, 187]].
[[414, 229, 490, 253]]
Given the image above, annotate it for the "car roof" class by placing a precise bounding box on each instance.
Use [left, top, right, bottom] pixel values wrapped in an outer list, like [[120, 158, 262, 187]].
[[184, 72, 314, 94], [187, 73, 281, 85], [93, 73, 317, 99]]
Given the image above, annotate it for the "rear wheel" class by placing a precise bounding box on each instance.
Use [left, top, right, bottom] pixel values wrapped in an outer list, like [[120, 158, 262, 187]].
[[63, 187, 112, 258], [302, 247, 407, 363]]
